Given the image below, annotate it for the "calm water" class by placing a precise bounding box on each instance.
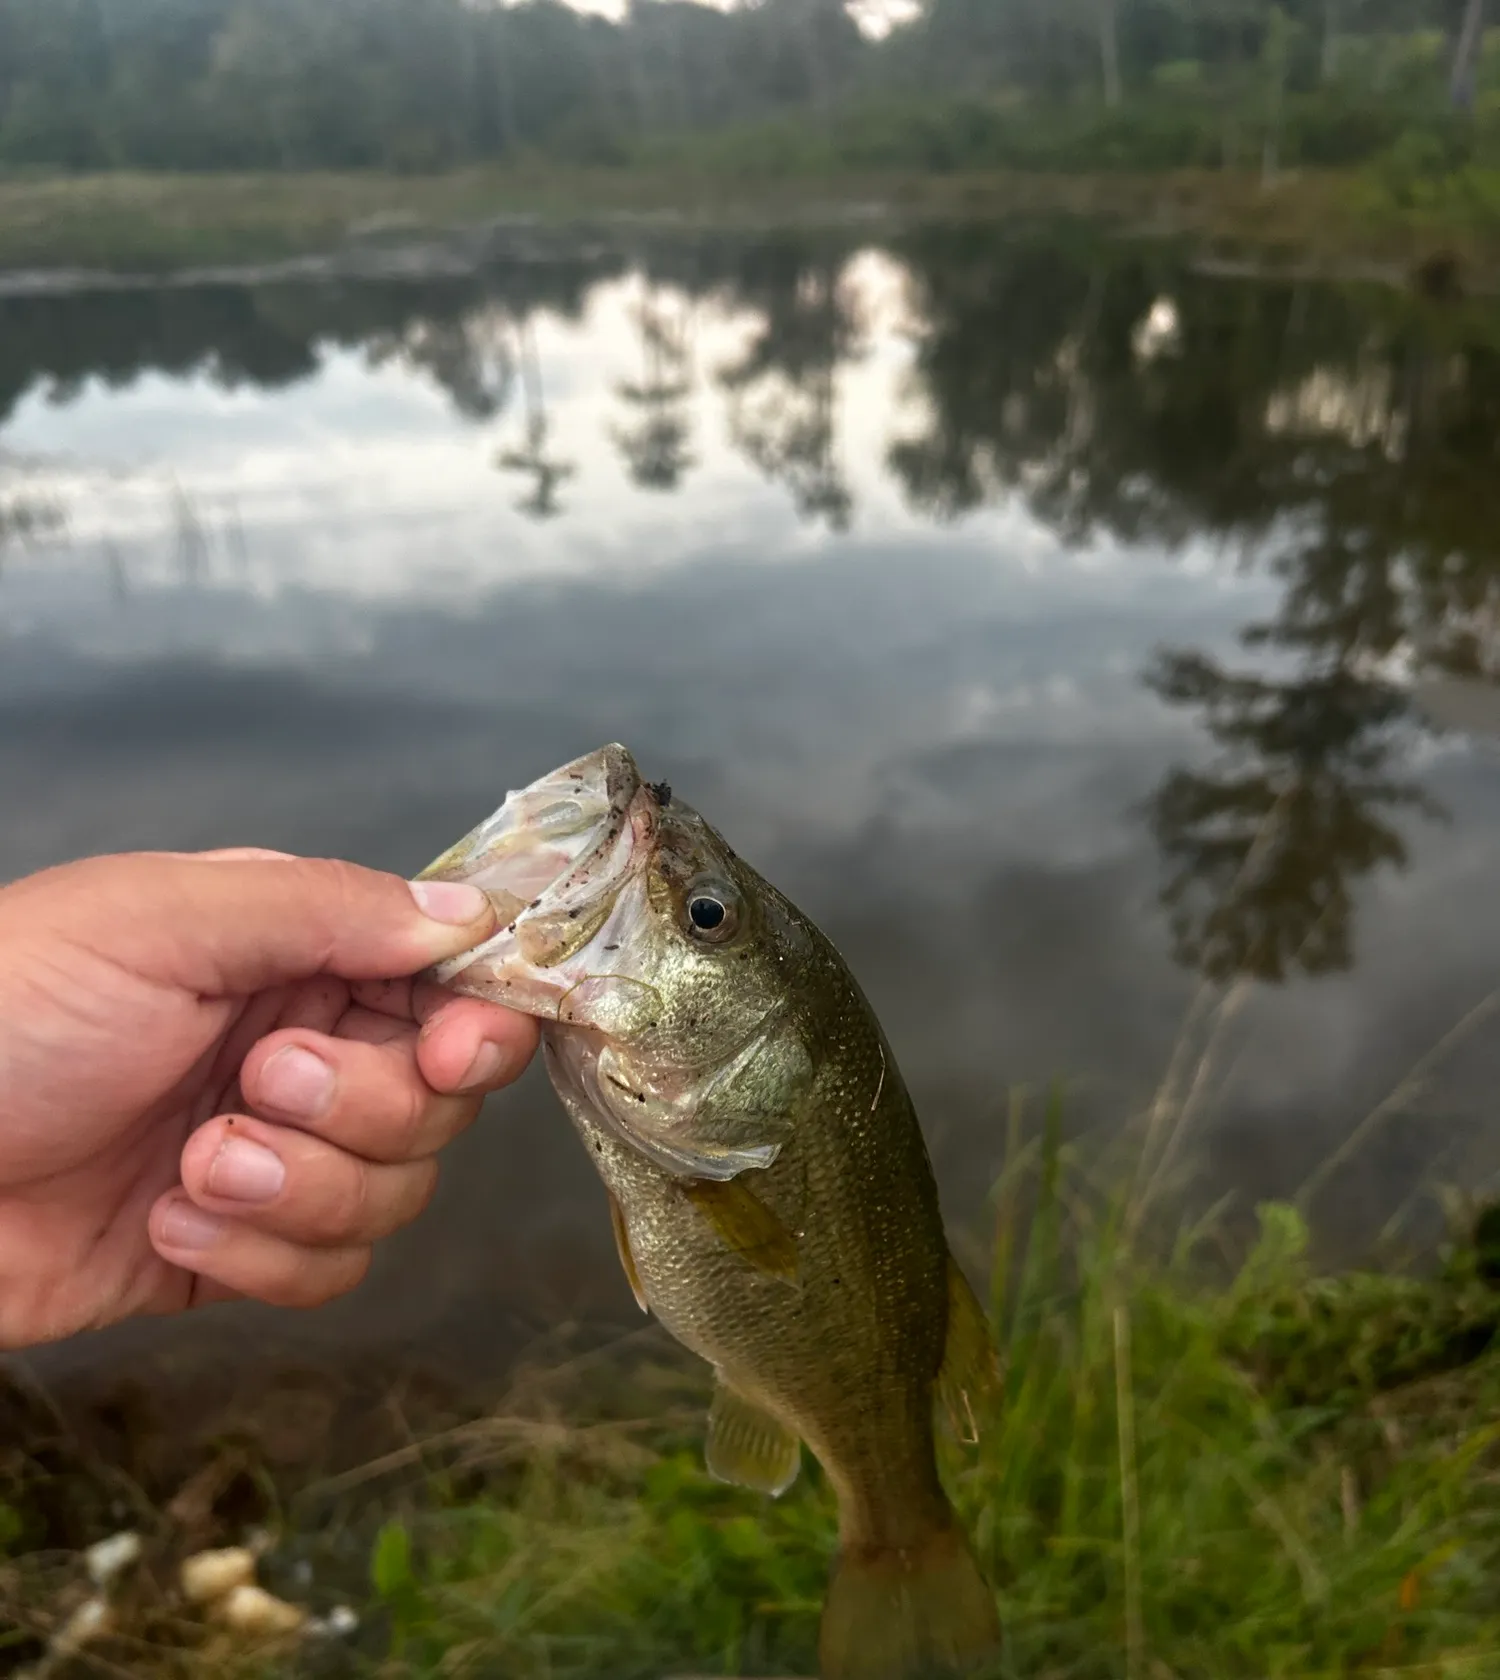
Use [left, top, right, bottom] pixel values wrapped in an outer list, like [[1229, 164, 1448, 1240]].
[[5, 221, 1500, 1382]]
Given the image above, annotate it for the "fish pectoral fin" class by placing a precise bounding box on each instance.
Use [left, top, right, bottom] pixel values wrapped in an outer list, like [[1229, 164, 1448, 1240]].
[[682, 1178, 799, 1283], [705, 1380, 801, 1497], [936, 1254, 1001, 1446], [607, 1189, 649, 1315]]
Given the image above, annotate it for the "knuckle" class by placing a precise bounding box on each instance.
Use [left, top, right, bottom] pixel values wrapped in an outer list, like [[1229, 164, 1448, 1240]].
[[291, 857, 359, 968], [277, 855, 389, 974], [349, 1161, 436, 1242], [320, 1157, 373, 1244], [260, 1246, 370, 1310], [402, 1161, 441, 1228], [329, 1246, 373, 1300], [393, 1081, 436, 1158]]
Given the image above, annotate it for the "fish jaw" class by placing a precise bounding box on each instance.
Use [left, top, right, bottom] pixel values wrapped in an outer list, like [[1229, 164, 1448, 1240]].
[[418, 743, 660, 1018]]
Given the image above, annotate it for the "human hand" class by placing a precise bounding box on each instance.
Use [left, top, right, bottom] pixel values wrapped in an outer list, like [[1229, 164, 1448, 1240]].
[[0, 850, 536, 1350]]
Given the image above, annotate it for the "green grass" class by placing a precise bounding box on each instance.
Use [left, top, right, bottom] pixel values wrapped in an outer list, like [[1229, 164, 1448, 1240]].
[[353, 1103, 1500, 1680], [0, 162, 1016, 274], [9, 1096, 1500, 1677], [4, 156, 1500, 283]]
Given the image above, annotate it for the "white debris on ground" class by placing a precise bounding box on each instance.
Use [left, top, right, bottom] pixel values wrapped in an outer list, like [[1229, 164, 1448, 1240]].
[[179, 1545, 258, 1605], [17, 1593, 114, 1679], [212, 1581, 309, 1637], [308, 1603, 361, 1639], [82, 1530, 142, 1587], [17, 1527, 359, 1677], [38, 1595, 113, 1665], [1132, 295, 1183, 363]]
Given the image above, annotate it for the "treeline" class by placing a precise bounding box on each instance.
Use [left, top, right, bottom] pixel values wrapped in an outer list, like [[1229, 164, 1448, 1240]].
[[0, 0, 862, 169], [0, 0, 1494, 174]]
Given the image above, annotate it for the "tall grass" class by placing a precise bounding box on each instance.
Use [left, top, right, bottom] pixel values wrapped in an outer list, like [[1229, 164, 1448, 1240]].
[[364, 1083, 1500, 1680], [7, 1090, 1500, 1676]]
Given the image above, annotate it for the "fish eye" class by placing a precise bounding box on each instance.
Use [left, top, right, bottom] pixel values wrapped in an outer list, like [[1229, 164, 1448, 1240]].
[[684, 879, 741, 944]]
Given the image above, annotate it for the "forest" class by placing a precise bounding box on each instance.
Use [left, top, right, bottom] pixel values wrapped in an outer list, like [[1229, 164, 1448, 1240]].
[[0, 0, 1494, 177]]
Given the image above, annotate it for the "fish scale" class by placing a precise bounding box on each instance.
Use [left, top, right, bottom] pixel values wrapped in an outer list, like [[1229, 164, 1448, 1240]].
[[423, 744, 1001, 1679]]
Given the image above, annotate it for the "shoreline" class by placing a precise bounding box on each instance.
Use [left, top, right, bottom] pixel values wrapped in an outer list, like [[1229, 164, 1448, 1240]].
[[0, 164, 1497, 293], [8, 1199, 1500, 1675]]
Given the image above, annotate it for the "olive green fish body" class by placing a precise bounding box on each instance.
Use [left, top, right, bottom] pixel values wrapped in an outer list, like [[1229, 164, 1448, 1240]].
[[425, 746, 1001, 1678], [552, 929, 954, 1550]]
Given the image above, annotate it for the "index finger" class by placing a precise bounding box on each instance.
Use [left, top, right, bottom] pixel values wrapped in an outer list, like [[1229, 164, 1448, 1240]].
[[21, 854, 500, 998]]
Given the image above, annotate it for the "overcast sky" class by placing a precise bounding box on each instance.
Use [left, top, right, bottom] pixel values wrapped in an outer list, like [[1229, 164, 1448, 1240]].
[[557, 0, 921, 37]]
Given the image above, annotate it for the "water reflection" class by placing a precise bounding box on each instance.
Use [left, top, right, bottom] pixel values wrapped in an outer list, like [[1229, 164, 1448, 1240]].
[[717, 241, 864, 532], [612, 286, 697, 493], [4, 223, 1500, 1378], [1143, 653, 1433, 984]]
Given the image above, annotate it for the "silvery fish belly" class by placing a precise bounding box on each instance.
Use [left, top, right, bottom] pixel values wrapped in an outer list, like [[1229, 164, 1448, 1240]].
[[420, 745, 1001, 1680]]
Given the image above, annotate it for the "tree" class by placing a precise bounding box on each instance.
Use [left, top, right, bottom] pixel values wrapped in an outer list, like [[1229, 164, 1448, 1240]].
[[1263, 3, 1290, 183], [1321, 0, 1339, 80], [1449, 0, 1486, 109], [1100, 0, 1123, 105]]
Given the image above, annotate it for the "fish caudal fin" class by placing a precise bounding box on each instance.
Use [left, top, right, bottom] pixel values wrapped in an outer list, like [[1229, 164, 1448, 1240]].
[[818, 1524, 1000, 1680]]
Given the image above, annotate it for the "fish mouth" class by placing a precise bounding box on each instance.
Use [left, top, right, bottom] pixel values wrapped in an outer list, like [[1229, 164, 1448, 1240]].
[[419, 743, 658, 1015]]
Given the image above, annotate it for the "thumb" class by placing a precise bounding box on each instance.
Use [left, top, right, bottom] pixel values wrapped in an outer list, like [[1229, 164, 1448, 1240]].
[[9, 852, 498, 998]]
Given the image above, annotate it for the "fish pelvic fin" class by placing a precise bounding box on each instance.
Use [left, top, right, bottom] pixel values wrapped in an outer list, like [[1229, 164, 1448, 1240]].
[[705, 1378, 801, 1497], [819, 1521, 1000, 1680], [936, 1254, 1001, 1446]]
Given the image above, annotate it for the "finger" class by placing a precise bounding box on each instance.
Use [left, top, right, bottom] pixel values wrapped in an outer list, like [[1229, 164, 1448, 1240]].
[[183, 848, 299, 863], [351, 974, 531, 1028], [198, 977, 353, 1118], [326, 1005, 411, 1049], [177, 1114, 439, 1246], [24, 853, 499, 997], [150, 1193, 371, 1310], [239, 1026, 498, 1162], [417, 994, 541, 1096], [347, 980, 539, 1095], [350, 976, 416, 1020]]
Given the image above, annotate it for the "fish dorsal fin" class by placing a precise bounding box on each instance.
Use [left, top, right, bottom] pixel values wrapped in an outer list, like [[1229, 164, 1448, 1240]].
[[706, 1378, 801, 1497], [936, 1255, 1001, 1445], [683, 1178, 799, 1283], [607, 1189, 649, 1315]]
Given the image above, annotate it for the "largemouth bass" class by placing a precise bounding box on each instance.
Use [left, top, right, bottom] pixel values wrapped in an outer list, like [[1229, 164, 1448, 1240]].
[[420, 744, 1001, 1679]]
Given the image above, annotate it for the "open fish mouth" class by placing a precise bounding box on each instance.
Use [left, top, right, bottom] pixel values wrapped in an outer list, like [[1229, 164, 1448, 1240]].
[[419, 743, 658, 1012]]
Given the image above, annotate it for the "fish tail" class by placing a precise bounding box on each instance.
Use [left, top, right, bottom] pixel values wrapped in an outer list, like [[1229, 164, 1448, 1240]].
[[818, 1518, 1000, 1680]]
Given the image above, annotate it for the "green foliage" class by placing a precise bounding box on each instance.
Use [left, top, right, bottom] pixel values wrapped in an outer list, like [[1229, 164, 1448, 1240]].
[[372, 1519, 432, 1649], [0, 1, 1497, 182], [364, 1111, 1500, 1679]]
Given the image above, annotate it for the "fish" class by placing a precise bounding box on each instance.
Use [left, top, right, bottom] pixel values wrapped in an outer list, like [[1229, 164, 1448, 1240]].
[[419, 744, 1001, 1680]]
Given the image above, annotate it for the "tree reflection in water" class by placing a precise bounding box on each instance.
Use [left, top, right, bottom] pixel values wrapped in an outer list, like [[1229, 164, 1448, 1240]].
[[887, 222, 1500, 986], [4, 228, 1500, 989], [716, 238, 863, 532], [612, 285, 697, 493]]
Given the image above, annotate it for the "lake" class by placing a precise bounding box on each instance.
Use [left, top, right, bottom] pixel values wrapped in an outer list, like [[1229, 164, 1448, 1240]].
[[4, 219, 1500, 1389]]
